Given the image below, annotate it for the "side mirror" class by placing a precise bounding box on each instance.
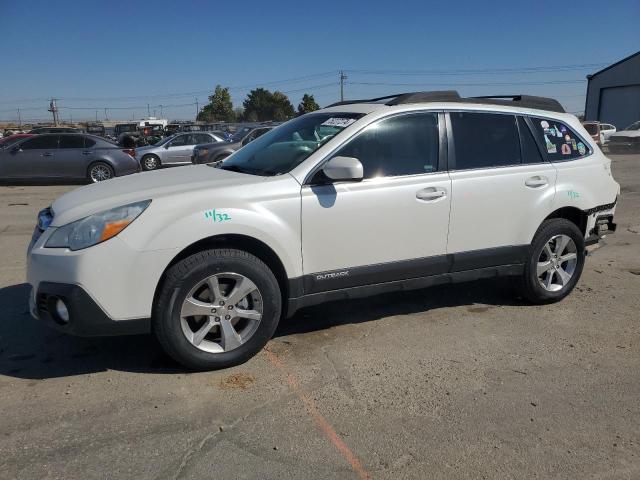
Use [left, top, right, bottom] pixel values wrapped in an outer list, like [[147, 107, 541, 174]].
[[322, 156, 363, 182], [164, 143, 170, 149], [11, 145, 21, 153]]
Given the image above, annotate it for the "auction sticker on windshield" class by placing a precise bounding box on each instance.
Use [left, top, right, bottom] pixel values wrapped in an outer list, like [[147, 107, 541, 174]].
[[321, 118, 357, 128]]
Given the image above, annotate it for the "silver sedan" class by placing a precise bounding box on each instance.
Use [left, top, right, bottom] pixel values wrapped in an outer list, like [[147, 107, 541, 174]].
[[136, 132, 224, 171]]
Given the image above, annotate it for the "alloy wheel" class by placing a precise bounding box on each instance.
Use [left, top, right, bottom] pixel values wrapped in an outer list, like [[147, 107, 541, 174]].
[[536, 234, 578, 292], [144, 156, 158, 170], [90, 164, 113, 182], [180, 272, 263, 353]]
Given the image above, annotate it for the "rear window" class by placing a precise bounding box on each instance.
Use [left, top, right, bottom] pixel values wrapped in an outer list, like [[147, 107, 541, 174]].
[[583, 123, 598, 134], [531, 117, 590, 161]]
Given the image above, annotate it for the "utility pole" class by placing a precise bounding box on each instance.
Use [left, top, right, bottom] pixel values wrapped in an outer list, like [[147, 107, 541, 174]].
[[195, 98, 199, 119], [17, 108, 21, 128], [160, 105, 163, 117], [104, 108, 108, 121], [48, 98, 59, 126], [147, 103, 150, 117], [95, 110, 98, 122], [339, 70, 347, 102]]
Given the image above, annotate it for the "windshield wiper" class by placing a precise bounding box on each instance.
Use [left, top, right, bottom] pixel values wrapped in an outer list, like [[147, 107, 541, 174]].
[[217, 164, 262, 176]]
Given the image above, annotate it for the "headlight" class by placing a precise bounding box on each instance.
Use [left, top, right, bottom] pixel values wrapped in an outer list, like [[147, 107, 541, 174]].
[[45, 200, 151, 251]]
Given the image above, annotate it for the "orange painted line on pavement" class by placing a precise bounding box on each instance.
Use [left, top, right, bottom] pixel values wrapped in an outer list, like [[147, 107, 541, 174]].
[[264, 348, 372, 480]]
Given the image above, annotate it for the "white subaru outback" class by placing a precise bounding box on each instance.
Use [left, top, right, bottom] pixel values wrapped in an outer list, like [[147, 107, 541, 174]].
[[27, 91, 619, 370]]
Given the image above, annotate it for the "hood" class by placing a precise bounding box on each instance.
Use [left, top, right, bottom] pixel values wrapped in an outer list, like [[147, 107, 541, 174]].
[[50, 165, 265, 226], [611, 130, 640, 138]]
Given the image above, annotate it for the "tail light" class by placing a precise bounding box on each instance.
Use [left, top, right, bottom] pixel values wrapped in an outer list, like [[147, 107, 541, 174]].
[[122, 148, 135, 158]]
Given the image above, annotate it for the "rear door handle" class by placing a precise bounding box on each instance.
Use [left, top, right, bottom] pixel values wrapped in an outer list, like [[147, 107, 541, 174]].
[[81, 151, 93, 155], [525, 175, 548, 188], [416, 187, 447, 201], [41, 152, 53, 157]]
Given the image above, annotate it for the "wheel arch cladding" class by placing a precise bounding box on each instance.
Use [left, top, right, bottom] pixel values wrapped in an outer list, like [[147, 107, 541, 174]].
[[544, 207, 588, 236], [152, 234, 290, 318]]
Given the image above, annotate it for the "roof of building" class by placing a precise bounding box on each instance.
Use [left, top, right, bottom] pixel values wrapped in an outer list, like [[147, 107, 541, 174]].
[[587, 50, 640, 79]]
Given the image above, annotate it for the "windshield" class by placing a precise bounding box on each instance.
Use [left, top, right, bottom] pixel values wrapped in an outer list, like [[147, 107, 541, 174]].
[[216, 112, 364, 176], [231, 127, 253, 143], [583, 123, 598, 134], [625, 121, 640, 131]]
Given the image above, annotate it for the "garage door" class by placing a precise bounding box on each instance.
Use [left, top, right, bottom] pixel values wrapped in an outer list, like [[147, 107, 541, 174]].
[[598, 85, 640, 130]]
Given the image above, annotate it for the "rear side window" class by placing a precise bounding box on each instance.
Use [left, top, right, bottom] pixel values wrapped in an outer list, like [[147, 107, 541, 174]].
[[58, 135, 85, 149], [20, 136, 59, 150], [84, 137, 96, 148], [450, 112, 520, 170], [334, 112, 439, 178], [517, 117, 544, 164], [530, 117, 590, 160]]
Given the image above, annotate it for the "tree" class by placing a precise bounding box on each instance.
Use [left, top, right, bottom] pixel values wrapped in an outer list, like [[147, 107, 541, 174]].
[[297, 93, 320, 115], [242, 88, 295, 121], [197, 85, 235, 122], [272, 91, 295, 121]]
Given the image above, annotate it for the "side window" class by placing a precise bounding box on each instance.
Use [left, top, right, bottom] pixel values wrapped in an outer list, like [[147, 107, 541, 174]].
[[170, 135, 188, 147], [332, 112, 439, 179], [195, 134, 210, 144], [84, 137, 96, 148], [450, 112, 521, 170], [20, 135, 59, 150], [58, 135, 85, 149], [530, 117, 590, 161], [517, 117, 544, 164]]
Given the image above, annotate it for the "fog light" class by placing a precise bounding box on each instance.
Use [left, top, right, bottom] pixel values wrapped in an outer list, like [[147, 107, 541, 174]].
[[55, 298, 70, 323]]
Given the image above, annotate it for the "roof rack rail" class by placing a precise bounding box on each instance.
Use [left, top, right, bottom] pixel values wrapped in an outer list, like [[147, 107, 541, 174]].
[[326, 90, 566, 113]]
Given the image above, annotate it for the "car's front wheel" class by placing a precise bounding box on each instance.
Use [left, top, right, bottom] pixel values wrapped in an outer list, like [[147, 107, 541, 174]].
[[520, 218, 585, 304], [153, 249, 282, 370], [141, 154, 161, 171]]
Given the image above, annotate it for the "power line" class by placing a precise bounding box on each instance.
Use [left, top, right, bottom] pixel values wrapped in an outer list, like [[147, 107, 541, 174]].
[[348, 79, 587, 87], [0, 62, 609, 106]]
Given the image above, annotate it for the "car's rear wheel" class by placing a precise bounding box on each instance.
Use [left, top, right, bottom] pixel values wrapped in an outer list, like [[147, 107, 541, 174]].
[[153, 249, 281, 370], [520, 218, 585, 304], [88, 162, 114, 183], [142, 154, 160, 171]]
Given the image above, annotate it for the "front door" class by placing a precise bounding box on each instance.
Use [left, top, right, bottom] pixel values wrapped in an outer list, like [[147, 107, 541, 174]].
[[54, 134, 88, 179], [446, 112, 557, 269], [1, 135, 59, 179], [165, 134, 193, 165], [301, 112, 451, 294]]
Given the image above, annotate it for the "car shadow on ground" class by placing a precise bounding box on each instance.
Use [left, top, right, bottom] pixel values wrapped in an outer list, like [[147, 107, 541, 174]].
[[0, 279, 525, 380]]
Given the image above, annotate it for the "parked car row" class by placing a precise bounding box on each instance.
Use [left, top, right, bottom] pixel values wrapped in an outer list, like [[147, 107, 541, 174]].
[[0, 125, 273, 183]]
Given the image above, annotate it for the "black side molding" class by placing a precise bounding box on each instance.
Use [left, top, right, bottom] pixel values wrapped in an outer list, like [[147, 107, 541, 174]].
[[287, 264, 523, 318]]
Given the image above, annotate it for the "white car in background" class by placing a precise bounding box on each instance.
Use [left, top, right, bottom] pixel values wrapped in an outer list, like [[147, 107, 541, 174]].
[[27, 91, 619, 370], [599, 123, 617, 143]]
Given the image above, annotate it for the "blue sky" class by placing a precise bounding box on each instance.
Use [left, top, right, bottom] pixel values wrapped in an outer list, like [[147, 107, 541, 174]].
[[0, 0, 638, 122]]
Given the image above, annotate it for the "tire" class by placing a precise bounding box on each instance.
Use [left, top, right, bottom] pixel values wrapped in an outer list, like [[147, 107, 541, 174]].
[[520, 218, 585, 304], [141, 154, 161, 171], [88, 162, 114, 183], [153, 249, 282, 370]]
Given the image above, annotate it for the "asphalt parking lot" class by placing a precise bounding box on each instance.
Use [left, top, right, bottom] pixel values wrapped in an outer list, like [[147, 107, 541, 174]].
[[1, 155, 639, 480]]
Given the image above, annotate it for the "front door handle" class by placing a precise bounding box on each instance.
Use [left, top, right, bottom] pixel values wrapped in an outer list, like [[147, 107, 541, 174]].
[[416, 187, 447, 201], [81, 151, 93, 155], [525, 175, 548, 188], [41, 152, 53, 157]]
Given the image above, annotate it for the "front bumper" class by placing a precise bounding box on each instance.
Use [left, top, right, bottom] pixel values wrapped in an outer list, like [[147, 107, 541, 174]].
[[30, 282, 149, 336], [27, 225, 179, 334]]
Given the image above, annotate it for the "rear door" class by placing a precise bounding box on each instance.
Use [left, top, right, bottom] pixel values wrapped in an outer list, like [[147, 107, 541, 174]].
[[54, 135, 89, 179], [446, 112, 557, 269], [1, 135, 59, 179]]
